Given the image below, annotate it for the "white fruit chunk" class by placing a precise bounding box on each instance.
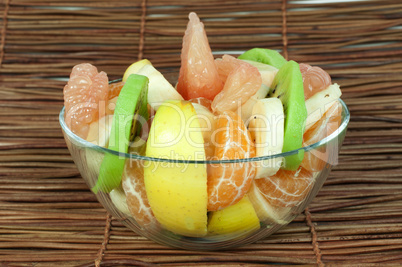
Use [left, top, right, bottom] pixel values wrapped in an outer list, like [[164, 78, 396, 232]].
[[305, 83, 342, 132], [192, 103, 216, 159], [240, 84, 270, 125], [239, 60, 278, 124], [249, 98, 284, 178], [86, 115, 114, 147], [247, 182, 291, 225], [136, 64, 183, 110], [109, 186, 132, 216], [241, 59, 278, 88]]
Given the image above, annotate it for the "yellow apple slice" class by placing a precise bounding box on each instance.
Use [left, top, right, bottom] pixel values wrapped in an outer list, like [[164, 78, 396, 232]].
[[144, 100, 208, 237], [207, 195, 260, 236], [122, 59, 151, 82]]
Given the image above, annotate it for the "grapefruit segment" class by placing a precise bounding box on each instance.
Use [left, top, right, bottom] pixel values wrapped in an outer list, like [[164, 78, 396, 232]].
[[300, 63, 331, 100], [212, 57, 262, 114], [70, 63, 98, 79], [176, 12, 224, 100], [63, 63, 109, 139], [302, 101, 342, 172]]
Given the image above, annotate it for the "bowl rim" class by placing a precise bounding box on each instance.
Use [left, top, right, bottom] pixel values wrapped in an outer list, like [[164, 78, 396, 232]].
[[59, 83, 350, 164]]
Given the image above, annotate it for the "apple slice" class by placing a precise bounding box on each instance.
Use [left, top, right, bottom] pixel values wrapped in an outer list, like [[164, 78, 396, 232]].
[[305, 83, 342, 132], [122, 59, 152, 82], [144, 100, 208, 237], [207, 195, 260, 236], [123, 59, 183, 110]]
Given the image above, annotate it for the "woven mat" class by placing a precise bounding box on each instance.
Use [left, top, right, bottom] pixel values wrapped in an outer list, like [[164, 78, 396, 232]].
[[1, 0, 402, 266]]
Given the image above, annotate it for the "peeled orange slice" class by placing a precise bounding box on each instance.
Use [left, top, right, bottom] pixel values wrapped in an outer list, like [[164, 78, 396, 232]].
[[108, 81, 125, 100], [207, 111, 256, 211], [254, 167, 314, 208], [122, 159, 156, 229], [247, 182, 291, 224]]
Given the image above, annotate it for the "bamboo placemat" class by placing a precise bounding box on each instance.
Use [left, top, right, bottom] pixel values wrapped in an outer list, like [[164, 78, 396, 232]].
[[1, 0, 402, 266]]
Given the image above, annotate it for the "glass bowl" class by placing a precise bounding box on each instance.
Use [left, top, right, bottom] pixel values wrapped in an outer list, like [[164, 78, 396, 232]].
[[59, 84, 350, 251]]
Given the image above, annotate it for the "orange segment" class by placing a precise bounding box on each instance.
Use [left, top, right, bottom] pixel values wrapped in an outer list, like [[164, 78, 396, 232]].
[[300, 63, 331, 100], [212, 55, 262, 113], [176, 12, 224, 100], [122, 159, 156, 228], [108, 81, 125, 99], [301, 101, 342, 172], [207, 111, 256, 211], [254, 167, 314, 208], [63, 63, 109, 139]]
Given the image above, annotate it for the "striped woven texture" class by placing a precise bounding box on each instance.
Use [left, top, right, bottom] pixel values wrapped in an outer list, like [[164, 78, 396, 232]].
[[1, 0, 402, 266]]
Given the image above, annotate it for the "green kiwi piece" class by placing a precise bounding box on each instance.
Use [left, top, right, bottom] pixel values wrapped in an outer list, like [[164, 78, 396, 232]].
[[269, 60, 307, 170], [92, 74, 149, 193], [238, 48, 287, 69]]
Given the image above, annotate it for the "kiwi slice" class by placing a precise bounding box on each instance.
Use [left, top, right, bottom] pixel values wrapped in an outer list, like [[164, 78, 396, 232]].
[[269, 60, 307, 170], [92, 74, 149, 193], [238, 48, 287, 69]]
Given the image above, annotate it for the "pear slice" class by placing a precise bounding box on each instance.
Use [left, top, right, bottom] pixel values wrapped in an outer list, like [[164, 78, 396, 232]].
[[92, 74, 149, 194]]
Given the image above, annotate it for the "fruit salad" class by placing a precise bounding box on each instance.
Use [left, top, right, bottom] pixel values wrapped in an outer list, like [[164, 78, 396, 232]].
[[63, 12, 343, 239]]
